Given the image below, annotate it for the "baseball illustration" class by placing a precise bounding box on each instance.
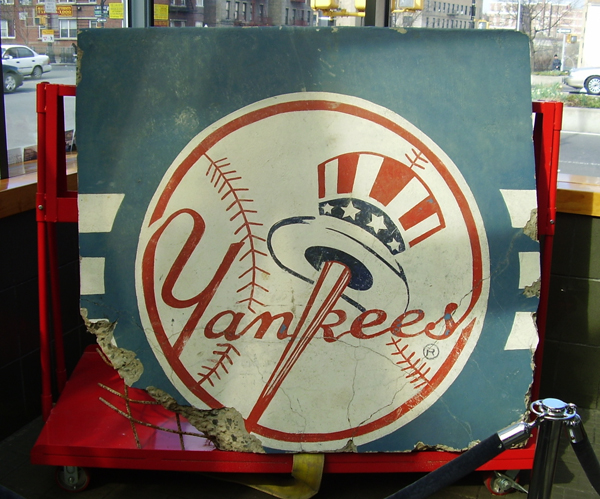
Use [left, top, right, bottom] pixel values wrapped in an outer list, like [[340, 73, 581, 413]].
[[135, 92, 490, 452]]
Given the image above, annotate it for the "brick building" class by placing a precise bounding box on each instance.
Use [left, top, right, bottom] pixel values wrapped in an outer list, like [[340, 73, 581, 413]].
[[1, 0, 316, 60]]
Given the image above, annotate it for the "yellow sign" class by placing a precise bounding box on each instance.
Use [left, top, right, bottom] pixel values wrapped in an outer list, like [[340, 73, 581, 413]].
[[41, 29, 55, 42], [110, 3, 124, 19], [57, 5, 73, 16], [154, 4, 169, 20], [36, 5, 46, 15]]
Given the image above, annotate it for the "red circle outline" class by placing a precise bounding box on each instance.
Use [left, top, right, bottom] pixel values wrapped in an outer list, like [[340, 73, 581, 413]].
[[140, 98, 485, 443]]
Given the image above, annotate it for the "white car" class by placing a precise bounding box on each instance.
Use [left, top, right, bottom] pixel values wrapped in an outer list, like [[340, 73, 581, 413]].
[[563, 67, 600, 95], [1, 44, 52, 79]]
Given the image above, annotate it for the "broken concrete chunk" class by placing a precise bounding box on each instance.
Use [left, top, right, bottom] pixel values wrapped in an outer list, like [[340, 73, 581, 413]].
[[333, 440, 358, 453], [81, 308, 143, 386], [523, 208, 538, 241], [146, 386, 265, 453], [523, 278, 541, 298]]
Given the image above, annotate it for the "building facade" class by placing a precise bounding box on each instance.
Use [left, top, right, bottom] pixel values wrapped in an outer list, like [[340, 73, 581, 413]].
[[416, 0, 481, 28], [1, 0, 316, 57], [1, 0, 125, 61]]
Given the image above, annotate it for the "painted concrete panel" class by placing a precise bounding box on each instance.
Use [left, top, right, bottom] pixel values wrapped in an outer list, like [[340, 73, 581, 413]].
[[77, 27, 539, 453]]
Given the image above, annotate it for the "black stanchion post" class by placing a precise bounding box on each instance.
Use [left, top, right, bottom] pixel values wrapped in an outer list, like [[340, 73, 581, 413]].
[[384, 398, 600, 499], [528, 398, 576, 499], [528, 416, 563, 498], [567, 414, 600, 495]]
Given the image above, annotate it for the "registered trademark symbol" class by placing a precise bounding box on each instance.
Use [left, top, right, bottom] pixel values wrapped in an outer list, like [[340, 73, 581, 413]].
[[423, 344, 440, 360]]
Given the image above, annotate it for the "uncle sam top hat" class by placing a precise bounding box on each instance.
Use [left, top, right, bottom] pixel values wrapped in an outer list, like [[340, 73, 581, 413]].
[[267, 152, 446, 314]]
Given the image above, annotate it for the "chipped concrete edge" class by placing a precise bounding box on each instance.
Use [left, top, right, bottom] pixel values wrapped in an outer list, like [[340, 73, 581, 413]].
[[524, 278, 541, 298], [81, 307, 143, 386], [81, 308, 264, 453], [146, 386, 266, 453], [523, 207, 538, 241], [523, 208, 541, 298]]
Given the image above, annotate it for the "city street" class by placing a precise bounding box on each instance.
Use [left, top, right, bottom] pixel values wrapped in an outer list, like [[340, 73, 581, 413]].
[[4, 65, 76, 150], [559, 130, 600, 177]]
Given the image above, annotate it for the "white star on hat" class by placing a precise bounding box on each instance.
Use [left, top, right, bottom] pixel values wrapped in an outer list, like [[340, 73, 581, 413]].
[[342, 201, 361, 221], [368, 214, 387, 233], [387, 239, 403, 253], [322, 203, 335, 215]]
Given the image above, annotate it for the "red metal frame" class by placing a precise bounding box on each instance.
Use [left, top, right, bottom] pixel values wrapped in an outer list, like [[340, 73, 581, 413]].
[[36, 83, 78, 421], [32, 83, 560, 476], [531, 100, 563, 403]]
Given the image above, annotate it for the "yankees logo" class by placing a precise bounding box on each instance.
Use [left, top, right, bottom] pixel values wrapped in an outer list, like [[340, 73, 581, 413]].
[[135, 92, 490, 452]]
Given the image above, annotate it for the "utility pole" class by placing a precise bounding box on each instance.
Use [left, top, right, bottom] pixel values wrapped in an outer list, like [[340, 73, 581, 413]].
[[128, 0, 154, 27], [365, 0, 390, 26]]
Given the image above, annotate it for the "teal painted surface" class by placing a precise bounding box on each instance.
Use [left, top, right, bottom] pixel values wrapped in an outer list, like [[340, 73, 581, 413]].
[[77, 27, 537, 452]]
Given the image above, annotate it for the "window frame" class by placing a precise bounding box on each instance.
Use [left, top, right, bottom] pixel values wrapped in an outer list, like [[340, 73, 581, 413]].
[[59, 18, 78, 39]]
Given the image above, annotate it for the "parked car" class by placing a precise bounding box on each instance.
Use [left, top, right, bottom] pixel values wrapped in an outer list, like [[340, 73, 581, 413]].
[[1, 44, 51, 79], [2, 62, 24, 93], [563, 67, 600, 95]]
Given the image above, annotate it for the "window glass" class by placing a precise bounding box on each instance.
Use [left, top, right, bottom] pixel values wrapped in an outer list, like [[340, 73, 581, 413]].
[[18, 47, 33, 57], [59, 20, 77, 39], [2, 0, 595, 185], [1, 21, 7, 39]]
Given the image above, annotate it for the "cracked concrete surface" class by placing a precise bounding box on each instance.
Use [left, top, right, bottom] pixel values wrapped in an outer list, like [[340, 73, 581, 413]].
[[146, 386, 265, 453], [81, 308, 143, 386]]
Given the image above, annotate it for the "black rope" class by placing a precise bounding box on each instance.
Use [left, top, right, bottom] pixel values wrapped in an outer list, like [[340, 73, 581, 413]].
[[571, 430, 600, 495], [385, 433, 505, 499]]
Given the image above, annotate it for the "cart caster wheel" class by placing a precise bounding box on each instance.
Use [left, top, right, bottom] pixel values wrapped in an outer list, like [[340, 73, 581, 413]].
[[55, 466, 91, 492], [484, 471, 524, 495]]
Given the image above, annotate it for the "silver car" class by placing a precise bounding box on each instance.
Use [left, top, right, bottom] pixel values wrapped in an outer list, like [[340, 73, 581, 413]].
[[1, 44, 52, 79], [563, 67, 600, 95]]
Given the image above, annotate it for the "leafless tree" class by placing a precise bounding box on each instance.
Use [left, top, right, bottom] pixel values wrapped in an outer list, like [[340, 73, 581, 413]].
[[496, 0, 577, 70], [0, 2, 37, 48]]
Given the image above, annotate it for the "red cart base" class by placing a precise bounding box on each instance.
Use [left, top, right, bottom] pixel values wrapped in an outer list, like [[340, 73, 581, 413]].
[[31, 347, 535, 475]]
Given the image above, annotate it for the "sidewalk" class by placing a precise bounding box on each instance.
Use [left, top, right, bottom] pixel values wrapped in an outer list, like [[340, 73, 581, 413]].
[[531, 74, 565, 86]]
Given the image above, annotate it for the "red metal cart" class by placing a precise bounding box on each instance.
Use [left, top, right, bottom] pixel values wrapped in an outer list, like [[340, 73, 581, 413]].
[[30, 82, 562, 494]]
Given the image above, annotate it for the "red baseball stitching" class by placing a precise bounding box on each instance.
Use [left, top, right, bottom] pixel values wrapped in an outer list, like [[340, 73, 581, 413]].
[[197, 343, 241, 387], [205, 154, 270, 314], [405, 147, 429, 170], [386, 336, 432, 389]]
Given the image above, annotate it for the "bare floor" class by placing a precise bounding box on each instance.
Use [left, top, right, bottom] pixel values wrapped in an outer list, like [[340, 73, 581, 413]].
[[1, 409, 599, 499]]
